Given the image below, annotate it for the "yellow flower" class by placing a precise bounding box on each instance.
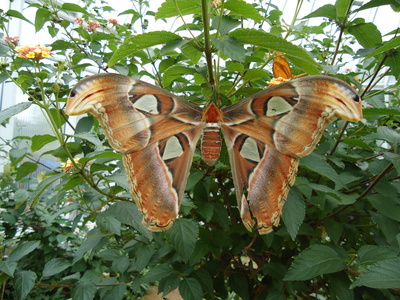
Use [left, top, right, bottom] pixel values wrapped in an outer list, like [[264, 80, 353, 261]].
[[15, 45, 53, 60], [61, 158, 80, 172]]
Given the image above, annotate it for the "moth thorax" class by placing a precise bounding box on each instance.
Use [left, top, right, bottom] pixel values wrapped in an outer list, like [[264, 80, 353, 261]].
[[201, 124, 221, 166]]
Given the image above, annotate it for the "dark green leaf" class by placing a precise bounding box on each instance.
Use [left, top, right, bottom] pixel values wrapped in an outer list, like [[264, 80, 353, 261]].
[[109, 31, 181, 66], [9, 241, 40, 262], [31, 134, 57, 152], [348, 22, 382, 48], [16, 161, 38, 181], [42, 258, 71, 277], [368, 194, 400, 222], [14, 271, 37, 300], [211, 37, 245, 62], [0, 261, 17, 276], [351, 258, 400, 289], [365, 36, 400, 59], [0, 102, 32, 124], [224, 0, 263, 23], [211, 16, 241, 35], [282, 188, 305, 240], [362, 107, 400, 117], [303, 4, 336, 20], [228, 273, 249, 300], [229, 28, 320, 74], [142, 264, 174, 282], [28, 173, 65, 203], [155, 0, 202, 19], [284, 245, 346, 280], [97, 211, 121, 235], [166, 219, 199, 261], [71, 281, 97, 300], [163, 65, 197, 86], [358, 245, 399, 266], [179, 277, 203, 300]]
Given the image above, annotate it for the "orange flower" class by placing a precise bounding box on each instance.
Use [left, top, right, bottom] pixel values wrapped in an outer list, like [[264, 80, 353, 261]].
[[3, 36, 19, 46], [87, 20, 100, 32], [15, 45, 52, 60], [75, 17, 84, 25], [108, 18, 118, 26]]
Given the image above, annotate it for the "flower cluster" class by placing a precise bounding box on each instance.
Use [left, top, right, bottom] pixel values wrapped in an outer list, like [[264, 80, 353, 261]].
[[15, 45, 53, 60], [74, 17, 84, 26], [61, 158, 81, 172], [108, 18, 118, 26], [87, 20, 101, 32], [3, 36, 19, 46]]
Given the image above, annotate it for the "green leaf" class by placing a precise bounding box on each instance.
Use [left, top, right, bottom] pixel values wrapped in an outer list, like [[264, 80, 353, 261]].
[[211, 16, 241, 35], [368, 194, 400, 222], [284, 245, 346, 281], [179, 277, 203, 300], [142, 264, 174, 282], [71, 281, 97, 300], [0, 102, 32, 124], [35, 8, 52, 32], [61, 2, 89, 14], [163, 65, 197, 86], [363, 107, 400, 117], [31, 134, 57, 152], [9, 241, 40, 262], [73, 228, 107, 264], [300, 154, 345, 189], [108, 201, 153, 241], [155, 0, 202, 19], [166, 219, 199, 261], [42, 258, 71, 277], [16, 161, 38, 181], [229, 28, 320, 74], [348, 22, 382, 48], [335, 0, 351, 21], [97, 211, 121, 235], [328, 272, 353, 300], [14, 271, 37, 300], [224, 0, 264, 23], [15, 189, 31, 203], [28, 173, 66, 203], [0, 261, 18, 276], [211, 37, 245, 62], [282, 188, 305, 240], [355, 0, 398, 12], [365, 36, 400, 59], [109, 31, 182, 66], [228, 273, 249, 300], [358, 245, 399, 266], [351, 258, 400, 289], [303, 4, 336, 20], [6, 9, 33, 24]]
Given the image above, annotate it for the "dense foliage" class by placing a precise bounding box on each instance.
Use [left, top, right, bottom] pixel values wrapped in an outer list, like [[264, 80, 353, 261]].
[[1, 0, 400, 299]]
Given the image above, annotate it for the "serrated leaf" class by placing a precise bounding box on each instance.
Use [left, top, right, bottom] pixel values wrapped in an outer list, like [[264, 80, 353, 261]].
[[108, 201, 153, 241], [61, 2, 89, 14], [108, 31, 181, 66], [31, 134, 57, 152], [351, 258, 400, 289], [211, 37, 245, 62], [71, 281, 97, 300], [303, 4, 336, 20], [14, 270, 37, 300], [358, 245, 398, 266], [348, 22, 382, 48], [282, 188, 305, 240], [368, 194, 400, 222], [142, 264, 174, 282], [155, 0, 202, 19], [0, 261, 17, 276], [163, 65, 197, 86], [284, 245, 346, 281], [16, 161, 38, 181], [166, 219, 199, 261], [42, 258, 71, 277], [73, 228, 107, 264], [97, 211, 121, 235], [300, 154, 345, 189], [211, 16, 241, 35], [9, 241, 40, 262], [224, 0, 263, 23], [0, 102, 32, 124], [6, 9, 33, 24], [179, 277, 203, 300], [229, 28, 320, 74]]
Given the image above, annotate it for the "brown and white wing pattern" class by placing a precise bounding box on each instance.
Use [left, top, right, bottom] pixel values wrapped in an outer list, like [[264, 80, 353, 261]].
[[66, 73, 204, 231], [221, 75, 362, 234]]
